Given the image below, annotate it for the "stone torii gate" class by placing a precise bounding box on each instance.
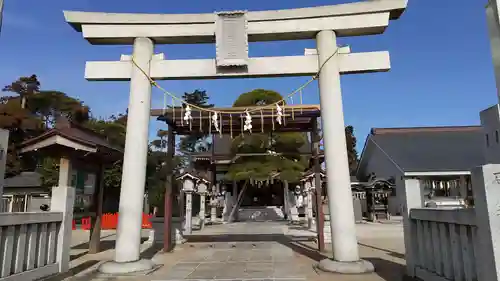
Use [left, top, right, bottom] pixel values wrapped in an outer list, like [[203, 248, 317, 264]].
[[63, 0, 407, 275]]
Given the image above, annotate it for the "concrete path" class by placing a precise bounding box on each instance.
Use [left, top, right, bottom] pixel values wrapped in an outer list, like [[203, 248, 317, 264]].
[[47, 220, 408, 281]]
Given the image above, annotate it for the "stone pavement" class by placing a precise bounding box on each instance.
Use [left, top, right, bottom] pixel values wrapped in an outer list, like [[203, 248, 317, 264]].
[[46, 220, 408, 281]]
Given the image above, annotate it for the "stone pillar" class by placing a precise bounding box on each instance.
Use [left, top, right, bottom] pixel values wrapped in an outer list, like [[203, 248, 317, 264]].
[[184, 192, 193, 234], [400, 178, 424, 277], [283, 180, 290, 220], [305, 181, 314, 230], [232, 181, 239, 222], [99, 37, 155, 274], [222, 185, 231, 222], [0, 129, 9, 205], [316, 30, 373, 273], [210, 183, 218, 222], [53, 157, 75, 273], [471, 164, 500, 281], [51, 184, 75, 273], [198, 182, 208, 230]]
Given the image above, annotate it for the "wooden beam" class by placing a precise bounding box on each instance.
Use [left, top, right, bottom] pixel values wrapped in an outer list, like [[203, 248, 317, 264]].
[[85, 52, 390, 81]]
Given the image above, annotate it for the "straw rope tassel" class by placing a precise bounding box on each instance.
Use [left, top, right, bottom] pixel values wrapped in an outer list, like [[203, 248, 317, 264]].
[[129, 47, 342, 122]]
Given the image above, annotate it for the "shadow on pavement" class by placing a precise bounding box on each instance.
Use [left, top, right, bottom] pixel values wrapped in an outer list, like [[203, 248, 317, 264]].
[[72, 238, 148, 252], [185, 233, 410, 281], [43, 260, 100, 281], [365, 257, 409, 281], [358, 242, 405, 259], [185, 233, 325, 261], [141, 243, 164, 259], [70, 251, 88, 261]]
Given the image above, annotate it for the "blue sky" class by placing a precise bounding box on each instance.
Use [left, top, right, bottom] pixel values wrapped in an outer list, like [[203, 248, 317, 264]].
[[0, 0, 497, 150]]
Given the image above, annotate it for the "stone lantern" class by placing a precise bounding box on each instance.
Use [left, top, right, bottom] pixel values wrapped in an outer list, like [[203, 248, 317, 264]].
[[177, 172, 198, 235]]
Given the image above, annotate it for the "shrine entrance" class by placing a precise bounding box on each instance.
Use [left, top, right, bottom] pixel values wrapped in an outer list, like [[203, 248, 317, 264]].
[[160, 105, 324, 228], [64, 0, 407, 275]]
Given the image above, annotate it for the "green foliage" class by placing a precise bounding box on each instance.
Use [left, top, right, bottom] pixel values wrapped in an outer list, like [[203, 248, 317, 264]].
[[232, 89, 283, 107], [0, 74, 190, 210], [145, 144, 183, 208], [0, 75, 90, 177], [345, 125, 359, 175], [226, 89, 307, 182], [36, 158, 59, 188]]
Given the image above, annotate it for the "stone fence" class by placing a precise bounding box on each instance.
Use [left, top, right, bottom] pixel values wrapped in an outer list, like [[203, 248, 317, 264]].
[[0, 187, 74, 281], [401, 164, 500, 281]]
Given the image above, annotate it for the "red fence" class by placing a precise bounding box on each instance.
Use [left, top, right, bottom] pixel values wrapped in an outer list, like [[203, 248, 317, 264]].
[[72, 213, 152, 230]]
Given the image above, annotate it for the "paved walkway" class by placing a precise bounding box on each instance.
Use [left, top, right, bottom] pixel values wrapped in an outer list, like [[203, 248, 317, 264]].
[[48, 220, 408, 281]]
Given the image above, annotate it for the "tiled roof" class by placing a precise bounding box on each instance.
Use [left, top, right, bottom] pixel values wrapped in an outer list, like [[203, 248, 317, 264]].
[[4, 172, 41, 188], [19, 116, 123, 156], [365, 126, 485, 173]]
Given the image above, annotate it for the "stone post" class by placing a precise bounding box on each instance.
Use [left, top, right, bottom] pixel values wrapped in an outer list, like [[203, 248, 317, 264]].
[[305, 181, 314, 230], [210, 183, 218, 223], [52, 157, 75, 273], [316, 30, 373, 273], [283, 180, 290, 220], [197, 182, 208, 230], [231, 181, 239, 222], [223, 187, 231, 222], [99, 37, 155, 274], [400, 178, 425, 277], [471, 164, 500, 281], [0, 129, 8, 207], [184, 191, 193, 234]]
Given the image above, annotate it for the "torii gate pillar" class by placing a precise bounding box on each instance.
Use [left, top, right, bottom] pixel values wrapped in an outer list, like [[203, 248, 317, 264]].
[[98, 37, 156, 273], [316, 30, 373, 273]]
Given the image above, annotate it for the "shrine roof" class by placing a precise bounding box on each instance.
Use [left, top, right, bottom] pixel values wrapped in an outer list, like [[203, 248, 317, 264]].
[[177, 168, 211, 182], [357, 126, 485, 177], [153, 104, 321, 135], [19, 117, 123, 161]]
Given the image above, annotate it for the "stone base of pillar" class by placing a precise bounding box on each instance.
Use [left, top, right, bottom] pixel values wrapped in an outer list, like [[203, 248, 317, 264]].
[[317, 258, 374, 274], [98, 259, 156, 275]]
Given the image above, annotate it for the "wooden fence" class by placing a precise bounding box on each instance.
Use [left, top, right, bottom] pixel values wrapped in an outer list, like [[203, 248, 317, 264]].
[[408, 208, 478, 280], [0, 187, 74, 281], [401, 164, 500, 281]]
